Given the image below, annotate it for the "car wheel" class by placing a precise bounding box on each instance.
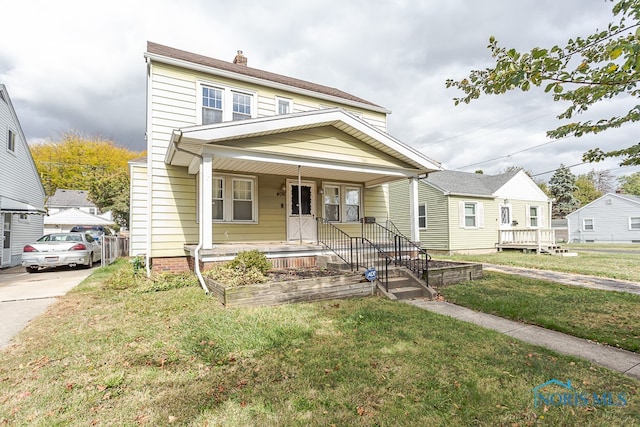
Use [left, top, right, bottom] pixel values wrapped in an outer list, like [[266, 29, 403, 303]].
[[87, 254, 94, 269], [25, 266, 38, 273]]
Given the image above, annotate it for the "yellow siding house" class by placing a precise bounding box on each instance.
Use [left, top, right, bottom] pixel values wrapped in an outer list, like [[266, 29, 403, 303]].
[[130, 42, 442, 274]]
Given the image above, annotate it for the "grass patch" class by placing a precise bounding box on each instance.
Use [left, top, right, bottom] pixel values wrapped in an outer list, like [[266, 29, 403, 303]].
[[0, 260, 638, 425], [434, 248, 640, 282], [440, 271, 640, 353]]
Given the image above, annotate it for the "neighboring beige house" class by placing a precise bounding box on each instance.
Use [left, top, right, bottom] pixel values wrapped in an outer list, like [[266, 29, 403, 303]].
[[389, 169, 553, 254], [130, 42, 442, 275], [0, 84, 46, 267]]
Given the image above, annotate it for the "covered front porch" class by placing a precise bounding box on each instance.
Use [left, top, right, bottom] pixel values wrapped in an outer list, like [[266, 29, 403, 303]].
[[164, 109, 442, 266]]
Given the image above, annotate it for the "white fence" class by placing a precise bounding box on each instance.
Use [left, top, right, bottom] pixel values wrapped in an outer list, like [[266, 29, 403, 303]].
[[498, 229, 556, 249], [101, 236, 130, 266]]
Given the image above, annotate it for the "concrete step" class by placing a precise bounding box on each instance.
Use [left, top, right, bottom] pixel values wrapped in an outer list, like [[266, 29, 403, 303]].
[[386, 276, 412, 289], [390, 286, 425, 300], [326, 261, 353, 271]]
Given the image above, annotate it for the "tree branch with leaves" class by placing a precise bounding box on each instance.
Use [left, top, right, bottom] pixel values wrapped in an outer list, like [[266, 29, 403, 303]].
[[446, 0, 640, 166]]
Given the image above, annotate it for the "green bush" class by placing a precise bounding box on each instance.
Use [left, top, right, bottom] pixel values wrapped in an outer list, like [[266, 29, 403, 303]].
[[227, 249, 271, 275]]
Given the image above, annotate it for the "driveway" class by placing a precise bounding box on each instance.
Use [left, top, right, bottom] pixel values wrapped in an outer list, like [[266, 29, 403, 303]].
[[0, 265, 95, 349]]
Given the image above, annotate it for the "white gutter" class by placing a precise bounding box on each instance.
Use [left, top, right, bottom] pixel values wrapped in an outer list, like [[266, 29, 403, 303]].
[[194, 242, 209, 294]]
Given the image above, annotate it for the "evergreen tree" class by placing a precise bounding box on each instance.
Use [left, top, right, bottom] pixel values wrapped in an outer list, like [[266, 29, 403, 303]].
[[548, 164, 580, 218]]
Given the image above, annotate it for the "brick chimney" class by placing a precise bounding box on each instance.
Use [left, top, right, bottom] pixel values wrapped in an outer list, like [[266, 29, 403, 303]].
[[233, 50, 247, 66]]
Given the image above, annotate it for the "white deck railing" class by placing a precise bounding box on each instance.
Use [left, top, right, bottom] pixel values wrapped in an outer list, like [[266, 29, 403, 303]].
[[498, 229, 556, 252]]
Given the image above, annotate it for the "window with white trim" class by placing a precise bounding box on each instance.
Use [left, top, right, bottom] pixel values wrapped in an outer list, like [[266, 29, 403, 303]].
[[583, 218, 594, 231], [527, 205, 542, 228], [212, 177, 224, 220], [630, 217, 640, 230], [324, 185, 340, 221], [199, 82, 254, 124], [459, 201, 484, 229], [322, 183, 362, 223], [276, 97, 292, 115], [7, 129, 15, 152], [418, 203, 427, 229], [208, 175, 257, 223]]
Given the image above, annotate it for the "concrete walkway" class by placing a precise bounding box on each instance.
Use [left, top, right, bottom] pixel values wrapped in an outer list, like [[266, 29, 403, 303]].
[[407, 265, 640, 380], [406, 299, 640, 380], [482, 263, 640, 295]]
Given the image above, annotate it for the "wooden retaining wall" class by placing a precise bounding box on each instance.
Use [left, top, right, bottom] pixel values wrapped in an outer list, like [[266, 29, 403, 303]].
[[205, 274, 374, 307]]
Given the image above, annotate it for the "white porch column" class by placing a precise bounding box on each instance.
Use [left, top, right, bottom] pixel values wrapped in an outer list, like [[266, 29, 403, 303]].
[[200, 155, 213, 249], [409, 177, 419, 242]]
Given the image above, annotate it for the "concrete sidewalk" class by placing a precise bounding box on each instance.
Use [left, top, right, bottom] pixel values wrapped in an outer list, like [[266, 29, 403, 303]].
[[482, 263, 640, 295], [406, 299, 640, 381]]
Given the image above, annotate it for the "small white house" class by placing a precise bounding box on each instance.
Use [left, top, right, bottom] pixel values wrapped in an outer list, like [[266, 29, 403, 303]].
[[566, 193, 640, 243]]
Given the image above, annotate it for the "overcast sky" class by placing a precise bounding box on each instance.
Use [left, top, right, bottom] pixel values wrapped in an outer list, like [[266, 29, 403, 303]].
[[2, 0, 639, 182]]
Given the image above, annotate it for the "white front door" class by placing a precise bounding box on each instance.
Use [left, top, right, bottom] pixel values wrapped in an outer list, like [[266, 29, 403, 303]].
[[1, 214, 11, 267], [287, 180, 317, 242], [499, 204, 513, 243]]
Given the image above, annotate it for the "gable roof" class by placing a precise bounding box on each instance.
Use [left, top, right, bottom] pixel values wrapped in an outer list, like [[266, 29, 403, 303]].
[[167, 108, 442, 186], [145, 41, 388, 114], [567, 192, 640, 218], [47, 189, 96, 208], [44, 208, 113, 226], [422, 169, 520, 197]]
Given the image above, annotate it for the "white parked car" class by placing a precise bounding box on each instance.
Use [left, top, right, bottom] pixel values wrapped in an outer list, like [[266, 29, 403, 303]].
[[21, 232, 101, 273]]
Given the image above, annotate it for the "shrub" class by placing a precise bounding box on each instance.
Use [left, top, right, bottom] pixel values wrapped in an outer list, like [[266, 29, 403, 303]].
[[227, 249, 271, 275]]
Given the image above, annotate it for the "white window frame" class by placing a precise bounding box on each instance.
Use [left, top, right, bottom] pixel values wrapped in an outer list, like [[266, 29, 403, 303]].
[[526, 205, 543, 228], [197, 81, 256, 125], [323, 185, 340, 222], [459, 201, 484, 229], [206, 174, 257, 223], [629, 217, 640, 230], [418, 203, 427, 230], [18, 213, 29, 223], [212, 177, 225, 221], [322, 182, 362, 223], [276, 96, 293, 115], [583, 218, 594, 231]]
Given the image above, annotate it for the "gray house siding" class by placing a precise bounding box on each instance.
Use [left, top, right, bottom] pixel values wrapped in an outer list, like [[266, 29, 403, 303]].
[[567, 193, 640, 243]]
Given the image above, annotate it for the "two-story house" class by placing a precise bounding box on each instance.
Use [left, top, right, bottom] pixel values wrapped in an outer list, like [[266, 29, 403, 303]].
[[130, 42, 442, 277], [0, 84, 46, 267]]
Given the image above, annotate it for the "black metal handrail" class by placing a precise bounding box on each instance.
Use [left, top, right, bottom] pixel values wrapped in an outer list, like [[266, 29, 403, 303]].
[[317, 218, 393, 290], [363, 220, 429, 284]]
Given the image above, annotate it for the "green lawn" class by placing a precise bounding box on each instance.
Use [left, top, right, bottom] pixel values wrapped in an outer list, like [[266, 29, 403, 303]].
[[440, 271, 640, 353], [1, 260, 638, 426], [432, 245, 640, 282]]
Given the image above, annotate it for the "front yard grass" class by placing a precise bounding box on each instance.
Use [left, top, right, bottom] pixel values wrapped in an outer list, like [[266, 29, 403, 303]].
[[433, 247, 640, 282], [0, 260, 639, 426], [440, 271, 640, 353]]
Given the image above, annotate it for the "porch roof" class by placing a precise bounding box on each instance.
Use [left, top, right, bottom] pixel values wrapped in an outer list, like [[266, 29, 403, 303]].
[[165, 109, 442, 187]]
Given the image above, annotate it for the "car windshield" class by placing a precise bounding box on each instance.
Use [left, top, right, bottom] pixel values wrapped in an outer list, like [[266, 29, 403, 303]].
[[39, 234, 80, 242]]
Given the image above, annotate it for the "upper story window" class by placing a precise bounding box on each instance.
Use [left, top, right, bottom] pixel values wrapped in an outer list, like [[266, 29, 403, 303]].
[[7, 129, 15, 152], [232, 92, 252, 120], [202, 87, 223, 124], [276, 97, 292, 115], [322, 183, 361, 223], [199, 82, 255, 125]]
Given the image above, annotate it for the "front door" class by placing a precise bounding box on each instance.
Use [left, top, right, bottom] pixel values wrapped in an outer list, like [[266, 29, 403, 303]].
[[287, 180, 317, 242], [499, 204, 513, 243], [1, 214, 11, 267]]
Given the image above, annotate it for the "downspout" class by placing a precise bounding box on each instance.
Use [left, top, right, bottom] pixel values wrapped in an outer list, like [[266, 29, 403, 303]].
[[170, 131, 209, 294]]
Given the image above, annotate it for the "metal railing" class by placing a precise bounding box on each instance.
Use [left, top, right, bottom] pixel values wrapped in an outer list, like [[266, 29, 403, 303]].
[[317, 218, 393, 290], [364, 220, 429, 284], [101, 236, 130, 266]]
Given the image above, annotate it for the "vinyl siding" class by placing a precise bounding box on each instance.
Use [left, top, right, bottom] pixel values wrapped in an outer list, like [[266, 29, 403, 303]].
[[567, 194, 640, 243], [420, 185, 449, 250], [129, 163, 148, 256], [142, 62, 391, 256], [388, 180, 412, 237], [448, 196, 497, 251]]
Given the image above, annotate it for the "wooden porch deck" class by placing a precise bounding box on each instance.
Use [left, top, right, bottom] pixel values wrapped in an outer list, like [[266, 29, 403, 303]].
[[496, 229, 571, 255]]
